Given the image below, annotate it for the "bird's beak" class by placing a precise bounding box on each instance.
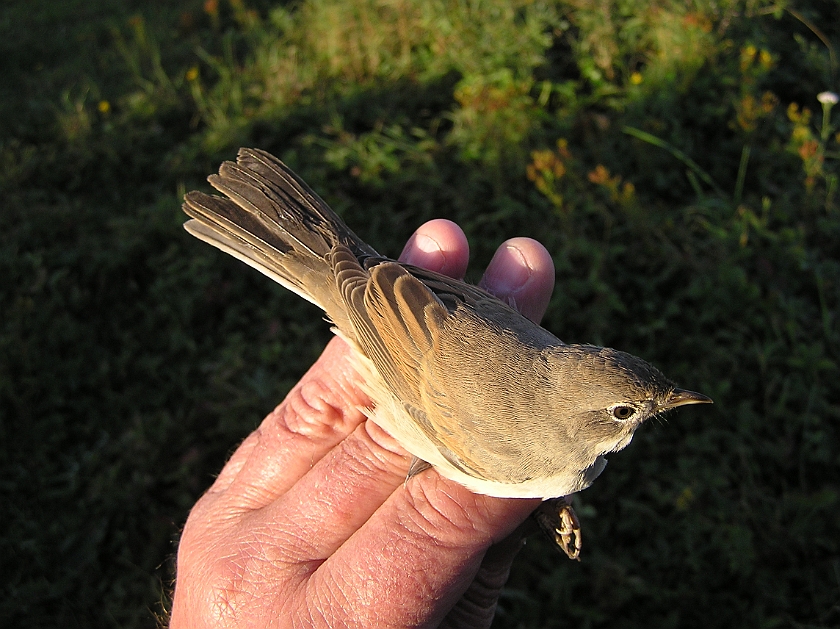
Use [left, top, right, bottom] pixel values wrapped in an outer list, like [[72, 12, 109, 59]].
[[659, 388, 713, 410]]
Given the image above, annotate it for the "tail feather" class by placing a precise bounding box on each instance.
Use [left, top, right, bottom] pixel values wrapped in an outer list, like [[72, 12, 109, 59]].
[[183, 192, 323, 307], [182, 148, 376, 323], [216, 149, 376, 258]]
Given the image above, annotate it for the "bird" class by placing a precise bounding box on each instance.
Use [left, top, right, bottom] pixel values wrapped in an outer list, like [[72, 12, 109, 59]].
[[182, 148, 712, 504]]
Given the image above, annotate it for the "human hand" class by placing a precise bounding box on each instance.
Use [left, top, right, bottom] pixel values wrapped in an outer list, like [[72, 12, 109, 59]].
[[170, 219, 556, 628]]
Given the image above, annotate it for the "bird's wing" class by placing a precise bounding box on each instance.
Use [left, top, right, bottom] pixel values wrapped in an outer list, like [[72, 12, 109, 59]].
[[332, 245, 514, 479]]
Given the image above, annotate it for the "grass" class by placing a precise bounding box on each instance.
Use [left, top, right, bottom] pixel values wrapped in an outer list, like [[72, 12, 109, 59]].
[[1, 0, 838, 626]]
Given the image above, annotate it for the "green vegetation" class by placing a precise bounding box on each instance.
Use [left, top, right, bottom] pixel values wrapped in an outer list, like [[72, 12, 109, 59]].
[[1, 0, 838, 626]]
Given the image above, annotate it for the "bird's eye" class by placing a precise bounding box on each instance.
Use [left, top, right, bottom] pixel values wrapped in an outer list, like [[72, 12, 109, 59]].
[[611, 405, 636, 420]]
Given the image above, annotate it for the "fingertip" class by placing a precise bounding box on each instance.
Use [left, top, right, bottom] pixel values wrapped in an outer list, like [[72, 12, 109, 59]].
[[479, 237, 555, 323], [399, 219, 470, 279]]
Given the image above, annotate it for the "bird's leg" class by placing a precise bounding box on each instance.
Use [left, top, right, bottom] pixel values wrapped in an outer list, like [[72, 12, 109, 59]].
[[533, 496, 582, 561]]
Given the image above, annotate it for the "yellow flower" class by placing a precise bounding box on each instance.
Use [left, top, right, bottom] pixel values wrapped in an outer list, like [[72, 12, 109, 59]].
[[787, 103, 811, 125], [98, 100, 111, 114], [740, 44, 757, 72], [587, 164, 611, 185], [791, 125, 810, 142], [758, 49, 773, 70], [629, 72, 643, 85], [760, 91, 778, 114], [186, 66, 200, 82]]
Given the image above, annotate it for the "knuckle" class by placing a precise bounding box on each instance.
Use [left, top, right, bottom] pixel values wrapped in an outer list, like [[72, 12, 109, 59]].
[[401, 478, 490, 547], [277, 377, 362, 439], [323, 421, 411, 489]]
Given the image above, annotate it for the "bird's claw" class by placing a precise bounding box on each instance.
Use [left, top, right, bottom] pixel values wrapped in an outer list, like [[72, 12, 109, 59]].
[[533, 496, 582, 561]]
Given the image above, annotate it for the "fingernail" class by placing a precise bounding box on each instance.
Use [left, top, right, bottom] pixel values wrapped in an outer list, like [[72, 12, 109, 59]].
[[483, 245, 531, 296], [400, 232, 446, 270]]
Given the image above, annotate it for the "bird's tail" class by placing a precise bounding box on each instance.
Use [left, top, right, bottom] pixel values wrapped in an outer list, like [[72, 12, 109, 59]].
[[183, 148, 378, 330]]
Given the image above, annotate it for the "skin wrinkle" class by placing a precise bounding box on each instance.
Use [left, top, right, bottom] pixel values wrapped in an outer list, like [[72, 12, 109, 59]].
[[338, 422, 411, 482], [205, 541, 261, 626], [305, 485, 481, 628], [342, 547, 443, 629], [233, 475, 287, 512], [216, 421, 408, 584], [263, 338, 370, 446], [390, 488, 516, 624], [340, 562, 381, 627], [402, 479, 486, 547], [404, 544, 480, 629], [212, 340, 374, 514], [235, 405, 452, 571], [216, 528, 312, 626], [177, 521, 238, 626], [242, 511, 322, 574], [297, 586, 329, 629], [362, 415, 412, 458], [211, 588, 237, 627], [283, 369, 363, 439], [374, 491, 489, 623], [291, 477, 388, 560], [304, 565, 369, 629], [263, 567, 311, 629]]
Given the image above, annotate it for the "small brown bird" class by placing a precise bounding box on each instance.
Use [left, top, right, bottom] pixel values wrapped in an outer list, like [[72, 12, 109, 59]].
[[183, 148, 711, 504]]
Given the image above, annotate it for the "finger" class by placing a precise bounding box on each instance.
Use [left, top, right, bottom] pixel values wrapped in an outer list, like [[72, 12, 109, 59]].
[[479, 237, 555, 323], [302, 473, 540, 627], [399, 218, 469, 279]]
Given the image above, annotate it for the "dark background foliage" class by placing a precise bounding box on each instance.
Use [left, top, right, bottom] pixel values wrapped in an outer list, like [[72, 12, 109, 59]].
[[1, 0, 838, 627]]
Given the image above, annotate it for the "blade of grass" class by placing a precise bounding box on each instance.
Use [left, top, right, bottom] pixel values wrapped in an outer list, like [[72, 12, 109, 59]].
[[734, 144, 751, 205], [623, 125, 726, 197], [686, 169, 704, 198]]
